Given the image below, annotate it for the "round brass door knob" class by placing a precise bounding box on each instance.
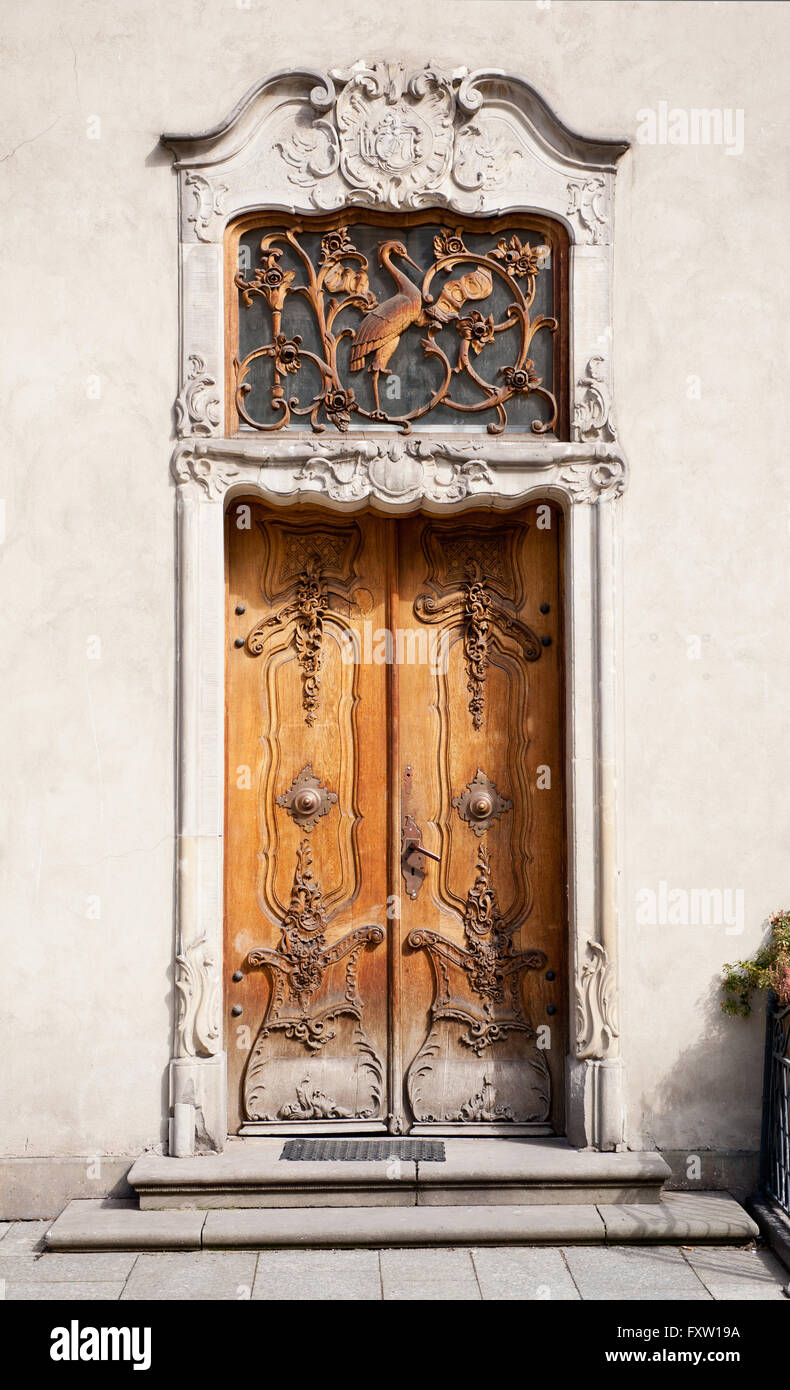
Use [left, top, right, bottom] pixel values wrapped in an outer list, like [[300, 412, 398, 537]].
[[294, 789, 321, 816], [469, 793, 493, 819]]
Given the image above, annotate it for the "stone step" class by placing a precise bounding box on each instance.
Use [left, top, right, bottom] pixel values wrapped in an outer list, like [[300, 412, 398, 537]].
[[128, 1137, 672, 1210], [46, 1192, 759, 1251]]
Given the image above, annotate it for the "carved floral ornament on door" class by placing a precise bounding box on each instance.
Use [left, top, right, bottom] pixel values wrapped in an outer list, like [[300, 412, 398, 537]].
[[162, 62, 631, 1156]]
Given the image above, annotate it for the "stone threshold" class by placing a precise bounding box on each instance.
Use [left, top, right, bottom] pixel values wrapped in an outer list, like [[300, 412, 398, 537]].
[[46, 1192, 759, 1251], [128, 1137, 672, 1210]]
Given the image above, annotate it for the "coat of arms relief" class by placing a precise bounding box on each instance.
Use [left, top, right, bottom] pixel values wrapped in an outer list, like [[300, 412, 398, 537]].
[[276, 61, 524, 210]]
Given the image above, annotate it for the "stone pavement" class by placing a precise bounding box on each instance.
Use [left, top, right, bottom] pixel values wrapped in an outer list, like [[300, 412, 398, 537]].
[[0, 1221, 788, 1300]]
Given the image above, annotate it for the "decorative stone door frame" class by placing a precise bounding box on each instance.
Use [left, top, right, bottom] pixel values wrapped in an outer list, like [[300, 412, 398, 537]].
[[162, 63, 630, 1156]]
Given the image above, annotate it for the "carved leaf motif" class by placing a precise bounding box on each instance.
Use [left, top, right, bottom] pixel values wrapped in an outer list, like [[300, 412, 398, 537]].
[[245, 558, 328, 725], [174, 355, 221, 437], [279, 1080, 353, 1120], [456, 1076, 514, 1122], [464, 566, 491, 731], [576, 940, 619, 1059], [560, 459, 626, 504], [175, 931, 220, 1058], [572, 356, 616, 443]]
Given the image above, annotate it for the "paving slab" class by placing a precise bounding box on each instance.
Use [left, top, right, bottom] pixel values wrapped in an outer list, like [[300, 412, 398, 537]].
[[46, 1201, 205, 1251], [121, 1252, 258, 1300], [0, 1221, 49, 1253], [252, 1248, 381, 1300], [562, 1245, 711, 1301], [0, 1223, 12, 1243], [599, 1192, 759, 1243], [3, 1281, 126, 1301], [682, 1246, 789, 1300], [470, 1246, 581, 1300], [203, 1203, 606, 1247], [381, 1248, 480, 1300], [0, 1251, 136, 1281]]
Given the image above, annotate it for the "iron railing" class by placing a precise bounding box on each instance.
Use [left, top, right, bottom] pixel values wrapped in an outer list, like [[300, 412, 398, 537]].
[[760, 997, 790, 1215]]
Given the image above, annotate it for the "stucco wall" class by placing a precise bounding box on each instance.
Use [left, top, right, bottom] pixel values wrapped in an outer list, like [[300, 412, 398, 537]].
[[1, 0, 787, 1162]]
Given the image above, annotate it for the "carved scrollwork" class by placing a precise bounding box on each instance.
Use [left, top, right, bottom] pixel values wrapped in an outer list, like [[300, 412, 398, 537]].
[[184, 171, 229, 241], [243, 838, 385, 1122], [295, 439, 493, 504], [560, 456, 626, 504], [270, 64, 594, 215], [279, 1080, 352, 1120], [245, 558, 327, 725], [175, 930, 220, 1057], [456, 1076, 514, 1123], [576, 939, 619, 1060], [572, 356, 616, 443], [464, 566, 492, 730], [171, 447, 239, 500], [414, 539, 542, 732], [453, 118, 525, 193], [174, 354, 221, 437], [335, 61, 456, 208], [566, 176, 609, 245], [234, 223, 557, 435], [405, 844, 550, 1125]]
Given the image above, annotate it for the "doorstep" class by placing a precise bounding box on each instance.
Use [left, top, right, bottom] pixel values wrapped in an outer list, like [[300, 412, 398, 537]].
[[45, 1192, 760, 1251], [127, 1137, 671, 1210]]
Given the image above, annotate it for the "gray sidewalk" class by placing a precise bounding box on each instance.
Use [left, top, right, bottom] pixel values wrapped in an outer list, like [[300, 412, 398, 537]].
[[0, 1221, 788, 1300]]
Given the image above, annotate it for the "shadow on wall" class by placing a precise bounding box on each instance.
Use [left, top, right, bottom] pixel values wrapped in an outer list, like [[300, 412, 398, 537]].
[[641, 971, 765, 1194]]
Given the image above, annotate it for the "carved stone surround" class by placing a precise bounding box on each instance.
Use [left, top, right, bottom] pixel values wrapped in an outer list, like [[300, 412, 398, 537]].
[[162, 62, 630, 1156]]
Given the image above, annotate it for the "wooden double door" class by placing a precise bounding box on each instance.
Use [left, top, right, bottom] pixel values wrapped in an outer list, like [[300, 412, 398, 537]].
[[225, 502, 566, 1135]]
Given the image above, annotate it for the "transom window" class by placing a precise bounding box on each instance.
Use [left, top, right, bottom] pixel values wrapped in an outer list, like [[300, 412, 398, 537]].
[[225, 212, 568, 437]]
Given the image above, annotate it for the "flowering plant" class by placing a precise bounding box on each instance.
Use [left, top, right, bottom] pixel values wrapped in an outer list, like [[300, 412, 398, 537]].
[[721, 910, 790, 1017]]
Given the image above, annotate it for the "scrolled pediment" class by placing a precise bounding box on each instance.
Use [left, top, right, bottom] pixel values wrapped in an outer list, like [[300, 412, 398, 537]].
[[162, 61, 628, 227]]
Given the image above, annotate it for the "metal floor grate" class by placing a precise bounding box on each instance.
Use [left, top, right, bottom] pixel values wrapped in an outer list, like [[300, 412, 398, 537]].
[[279, 1139, 446, 1162]]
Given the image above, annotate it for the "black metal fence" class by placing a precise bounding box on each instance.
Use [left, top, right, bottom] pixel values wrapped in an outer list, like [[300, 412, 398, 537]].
[[761, 998, 790, 1215]]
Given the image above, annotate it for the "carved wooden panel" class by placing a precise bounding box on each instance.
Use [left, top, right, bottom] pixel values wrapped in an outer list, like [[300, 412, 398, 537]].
[[225, 210, 569, 438], [396, 507, 566, 1132], [225, 501, 566, 1134], [225, 505, 390, 1131]]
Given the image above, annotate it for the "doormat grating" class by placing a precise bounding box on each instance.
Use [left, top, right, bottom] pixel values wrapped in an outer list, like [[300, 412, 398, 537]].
[[279, 1139, 446, 1162]]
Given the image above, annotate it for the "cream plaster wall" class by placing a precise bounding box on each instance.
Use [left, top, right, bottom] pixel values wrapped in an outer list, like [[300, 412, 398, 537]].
[[1, 0, 788, 1159]]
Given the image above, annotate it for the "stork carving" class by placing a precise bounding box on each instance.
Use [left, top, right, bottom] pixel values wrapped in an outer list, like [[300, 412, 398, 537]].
[[349, 240, 424, 417]]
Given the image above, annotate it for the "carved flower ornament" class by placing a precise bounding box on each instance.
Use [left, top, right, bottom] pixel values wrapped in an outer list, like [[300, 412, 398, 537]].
[[457, 311, 496, 354]]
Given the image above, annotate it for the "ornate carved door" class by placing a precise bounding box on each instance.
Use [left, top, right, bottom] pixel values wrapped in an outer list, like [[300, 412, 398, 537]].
[[225, 501, 565, 1135]]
